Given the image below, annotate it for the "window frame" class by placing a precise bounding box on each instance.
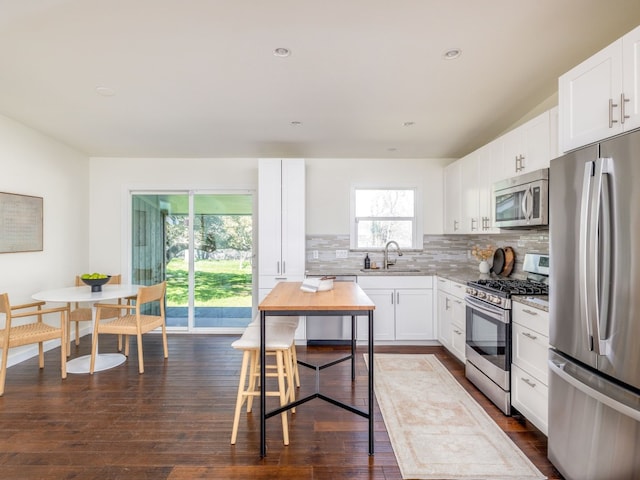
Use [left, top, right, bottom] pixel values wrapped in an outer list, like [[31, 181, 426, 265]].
[[349, 186, 423, 251]]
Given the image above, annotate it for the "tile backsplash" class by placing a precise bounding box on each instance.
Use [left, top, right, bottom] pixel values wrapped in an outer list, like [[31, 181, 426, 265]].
[[306, 229, 549, 278]]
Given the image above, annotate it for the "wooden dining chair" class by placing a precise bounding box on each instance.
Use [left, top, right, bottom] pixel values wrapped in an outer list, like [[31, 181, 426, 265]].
[[90, 281, 168, 374], [67, 274, 126, 353], [0, 293, 67, 396]]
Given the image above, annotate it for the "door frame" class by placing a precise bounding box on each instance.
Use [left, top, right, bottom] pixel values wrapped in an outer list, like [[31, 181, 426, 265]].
[[126, 188, 257, 333]]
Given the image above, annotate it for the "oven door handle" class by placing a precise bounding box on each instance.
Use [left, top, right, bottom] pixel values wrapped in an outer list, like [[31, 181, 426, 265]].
[[465, 296, 509, 324]]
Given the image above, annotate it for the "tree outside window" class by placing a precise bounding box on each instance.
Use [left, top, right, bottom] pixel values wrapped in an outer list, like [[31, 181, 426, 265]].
[[353, 188, 416, 249]]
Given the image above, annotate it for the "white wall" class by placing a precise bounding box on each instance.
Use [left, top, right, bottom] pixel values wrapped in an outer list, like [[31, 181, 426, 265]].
[[0, 113, 89, 366], [305, 158, 451, 235]]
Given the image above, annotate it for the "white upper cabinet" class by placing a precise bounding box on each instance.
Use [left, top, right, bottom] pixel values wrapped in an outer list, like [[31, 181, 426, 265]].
[[443, 161, 461, 234], [460, 151, 480, 234], [258, 158, 306, 280], [559, 25, 640, 152], [478, 142, 500, 233], [498, 110, 551, 179]]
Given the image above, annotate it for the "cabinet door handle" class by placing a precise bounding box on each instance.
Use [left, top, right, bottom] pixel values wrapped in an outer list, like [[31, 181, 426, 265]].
[[522, 331, 538, 341], [391, 292, 394, 305], [453, 329, 462, 335], [522, 308, 539, 316], [277, 261, 281, 275], [471, 218, 477, 231], [453, 220, 459, 231], [282, 260, 286, 274], [621, 93, 630, 124], [396, 292, 400, 304], [609, 98, 619, 128], [445, 298, 450, 310], [523, 378, 537, 388]]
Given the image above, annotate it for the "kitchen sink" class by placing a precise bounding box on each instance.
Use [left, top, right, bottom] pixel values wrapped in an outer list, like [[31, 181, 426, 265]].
[[359, 268, 422, 273]]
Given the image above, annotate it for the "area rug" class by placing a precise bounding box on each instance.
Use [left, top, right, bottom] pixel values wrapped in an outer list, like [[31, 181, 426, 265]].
[[368, 354, 546, 479]]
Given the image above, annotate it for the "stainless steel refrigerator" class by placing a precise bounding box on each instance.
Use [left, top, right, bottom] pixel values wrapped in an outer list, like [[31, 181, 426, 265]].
[[549, 130, 640, 479]]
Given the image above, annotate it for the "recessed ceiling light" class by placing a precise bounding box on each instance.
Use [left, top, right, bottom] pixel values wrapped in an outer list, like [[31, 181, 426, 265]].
[[403, 121, 415, 127], [273, 47, 291, 57], [387, 147, 398, 152], [290, 121, 303, 126], [95, 86, 115, 96], [443, 48, 462, 60]]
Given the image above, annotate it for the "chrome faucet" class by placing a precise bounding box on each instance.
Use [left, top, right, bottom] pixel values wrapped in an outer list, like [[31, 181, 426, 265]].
[[383, 240, 403, 269]]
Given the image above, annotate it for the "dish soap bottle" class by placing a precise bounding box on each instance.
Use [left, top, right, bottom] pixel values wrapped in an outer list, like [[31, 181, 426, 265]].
[[364, 253, 371, 269]]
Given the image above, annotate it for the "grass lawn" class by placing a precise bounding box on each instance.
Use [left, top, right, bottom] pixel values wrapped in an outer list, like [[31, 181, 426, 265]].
[[165, 258, 252, 307]]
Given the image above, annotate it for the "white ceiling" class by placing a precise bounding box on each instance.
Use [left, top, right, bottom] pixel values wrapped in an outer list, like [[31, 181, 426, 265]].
[[1, 0, 640, 159]]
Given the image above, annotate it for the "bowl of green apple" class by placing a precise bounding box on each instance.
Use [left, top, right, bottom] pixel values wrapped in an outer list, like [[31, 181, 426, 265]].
[[80, 273, 111, 292]]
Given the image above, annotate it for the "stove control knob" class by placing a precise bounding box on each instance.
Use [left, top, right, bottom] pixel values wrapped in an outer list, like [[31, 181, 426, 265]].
[[478, 291, 486, 299], [493, 296, 502, 305]]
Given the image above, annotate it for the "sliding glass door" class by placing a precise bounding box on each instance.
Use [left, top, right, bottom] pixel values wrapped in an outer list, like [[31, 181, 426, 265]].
[[131, 191, 254, 331]]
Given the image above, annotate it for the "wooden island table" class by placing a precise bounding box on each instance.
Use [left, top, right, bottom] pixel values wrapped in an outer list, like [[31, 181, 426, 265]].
[[258, 281, 376, 457]]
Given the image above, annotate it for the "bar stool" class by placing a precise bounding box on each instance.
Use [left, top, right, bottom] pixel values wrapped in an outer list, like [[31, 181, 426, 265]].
[[230, 322, 296, 445]]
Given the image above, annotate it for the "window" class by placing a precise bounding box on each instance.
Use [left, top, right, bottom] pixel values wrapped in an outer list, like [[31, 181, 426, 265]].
[[351, 188, 422, 249]]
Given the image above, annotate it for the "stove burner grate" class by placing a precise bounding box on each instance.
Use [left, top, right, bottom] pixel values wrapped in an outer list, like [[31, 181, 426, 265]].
[[469, 279, 549, 296]]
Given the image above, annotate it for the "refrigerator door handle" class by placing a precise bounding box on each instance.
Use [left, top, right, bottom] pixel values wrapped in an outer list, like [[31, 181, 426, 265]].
[[579, 161, 595, 351], [549, 357, 640, 422], [589, 158, 612, 355]]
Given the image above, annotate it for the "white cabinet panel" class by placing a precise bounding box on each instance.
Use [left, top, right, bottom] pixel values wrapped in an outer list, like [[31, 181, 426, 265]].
[[436, 277, 466, 362], [512, 322, 549, 385], [460, 152, 479, 234], [478, 142, 499, 233], [358, 276, 434, 342], [622, 25, 640, 133], [500, 111, 551, 178], [395, 289, 434, 340], [443, 161, 461, 233], [511, 363, 549, 435], [559, 25, 640, 152], [559, 40, 623, 152], [258, 158, 305, 278]]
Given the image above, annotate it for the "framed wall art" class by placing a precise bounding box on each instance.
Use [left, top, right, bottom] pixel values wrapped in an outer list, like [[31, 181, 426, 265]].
[[0, 192, 43, 253]]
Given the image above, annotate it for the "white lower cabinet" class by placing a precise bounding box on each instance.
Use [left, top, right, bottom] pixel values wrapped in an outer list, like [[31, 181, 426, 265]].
[[436, 277, 466, 362], [511, 301, 549, 435], [357, 276, 434, 342]]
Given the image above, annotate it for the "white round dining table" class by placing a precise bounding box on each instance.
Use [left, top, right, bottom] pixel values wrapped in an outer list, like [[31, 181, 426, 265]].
[[32, 284, 140, 374]]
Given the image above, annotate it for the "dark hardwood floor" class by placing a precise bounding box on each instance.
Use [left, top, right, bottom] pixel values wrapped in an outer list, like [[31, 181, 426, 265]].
[[0, 335, 563, 479]]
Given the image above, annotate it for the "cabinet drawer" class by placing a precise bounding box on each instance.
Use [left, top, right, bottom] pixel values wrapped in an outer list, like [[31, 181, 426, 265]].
[[512, 301, 548, 336], [512, 321, 549, 384], [511, 363, 548, 435], [450, 319, 466, 362], [449, 280, 467, 299], [436, 277, 450, 294]]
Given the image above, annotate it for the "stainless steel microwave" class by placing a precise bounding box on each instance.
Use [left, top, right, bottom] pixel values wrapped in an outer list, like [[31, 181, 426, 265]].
[[493, 168, 549, 228]]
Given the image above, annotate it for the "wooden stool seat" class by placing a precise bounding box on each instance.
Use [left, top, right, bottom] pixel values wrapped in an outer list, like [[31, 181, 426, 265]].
[[231, 323, 296, 445], [248, 315, 301, 387]]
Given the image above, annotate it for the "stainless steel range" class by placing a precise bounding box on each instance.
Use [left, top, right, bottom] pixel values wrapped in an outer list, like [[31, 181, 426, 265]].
[[464, 253, 549, 415]]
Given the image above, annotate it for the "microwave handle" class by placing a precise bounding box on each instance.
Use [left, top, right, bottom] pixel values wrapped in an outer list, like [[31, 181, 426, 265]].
[[522, 186, 534, 220]]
